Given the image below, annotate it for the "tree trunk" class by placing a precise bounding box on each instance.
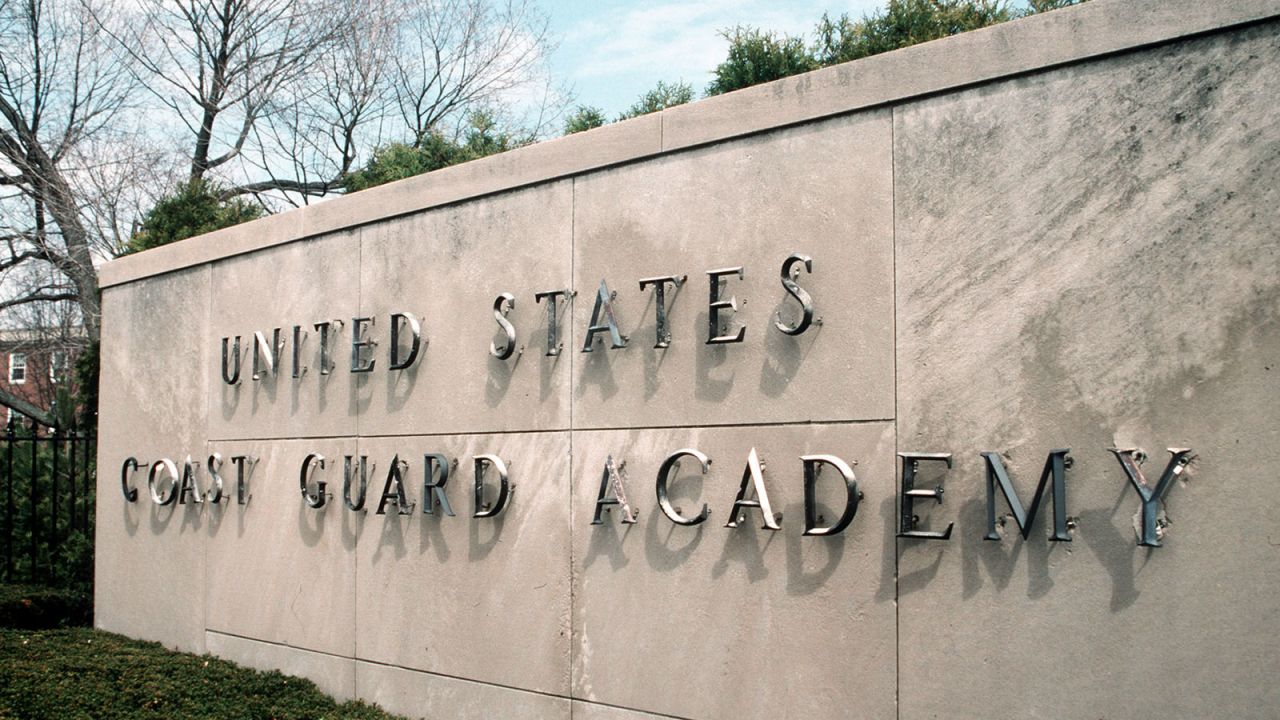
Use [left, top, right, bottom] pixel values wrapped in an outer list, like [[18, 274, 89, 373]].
[[29, 147, 102, 344]]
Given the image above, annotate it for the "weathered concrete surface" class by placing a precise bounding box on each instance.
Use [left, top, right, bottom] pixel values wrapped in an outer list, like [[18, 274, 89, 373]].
[[357, 182, 573, 437], [204, 438, 358, 658], [572, 111, 894, 430], [894, 21, 1280, 720], [569, 700, 674, 720], [571, 422, 897, 719], [355, 661, 570, 720], [95, 267, 210, 654], [354, 432, 571, 696]]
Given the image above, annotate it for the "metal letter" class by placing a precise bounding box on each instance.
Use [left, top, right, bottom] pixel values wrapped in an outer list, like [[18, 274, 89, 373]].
[[291, 325, 307, 378], [313, 320, 341, 375], [120, 457, 139, 502], [389, 312, 423, 370], [591, 455, 637, 525], [490, 293, 518, 360], [534, 289, 570, 356], [656, 448, 710, 526], [801, 454, 861, 536], [725, 447, 780, 530], [230, 455, 254, 505], [177, 455, 203, 504], [376, 455, 414, 515], [220, 336, 242, 384], [982, 449, 1072, 542], [422, 453, 456, 516], [775, 253, 815, 336], [351, 317, 376, 373], [206, 453, 225, 503], [299, 454, 327, 509], [147, 458, 179, 506], [251, 329, 283, 380], [707, 267, 746, 344], [582, 280, 627, 352], [638, 275, 685, 348], [473, 454, 511, 518], [344, 455, 371, 511], [1108, 447, 1194, 547], [898, 453, 953, 540]]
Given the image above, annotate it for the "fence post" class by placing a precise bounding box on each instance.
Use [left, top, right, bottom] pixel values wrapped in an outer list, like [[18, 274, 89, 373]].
[[50, 426, 60, 578], [2, 418, 12, 581], [68, 430, 77, 533], [28, 418, 38, 583], [82, 433, 92, 531]]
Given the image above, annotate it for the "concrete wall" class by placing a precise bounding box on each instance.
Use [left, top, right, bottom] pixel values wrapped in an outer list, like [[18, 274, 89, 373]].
[[95, 1, 1280, 718]]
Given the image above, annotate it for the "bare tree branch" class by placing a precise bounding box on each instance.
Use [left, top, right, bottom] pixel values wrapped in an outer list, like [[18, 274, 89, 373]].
[[0, 289, 78, 311], [0, 386, 58, 427]]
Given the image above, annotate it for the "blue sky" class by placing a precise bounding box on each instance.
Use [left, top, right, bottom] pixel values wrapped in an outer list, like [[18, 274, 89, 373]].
[[543, 0, 887, 119]]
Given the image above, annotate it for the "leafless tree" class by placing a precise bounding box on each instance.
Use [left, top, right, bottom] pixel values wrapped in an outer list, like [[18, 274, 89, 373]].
[[102, 0, 345, 187], [391, 0, 558, 146], [235, 0, 395, 203], [103, 0, 565, 203], [0, 0, 137, 343]]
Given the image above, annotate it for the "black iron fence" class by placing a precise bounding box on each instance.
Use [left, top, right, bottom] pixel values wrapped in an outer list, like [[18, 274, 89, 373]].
[[0, 419, 96, 590]]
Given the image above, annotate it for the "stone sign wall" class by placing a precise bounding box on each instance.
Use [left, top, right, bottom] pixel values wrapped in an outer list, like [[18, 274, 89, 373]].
[[95, 1, 1280, 718]]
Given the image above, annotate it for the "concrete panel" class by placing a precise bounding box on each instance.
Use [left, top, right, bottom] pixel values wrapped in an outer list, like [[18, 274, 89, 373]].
[[572, 111, 894, 430], [206, 631, 356, 702], [354, 432, 571, 696], [571, 422, 897, 719], [356, 181, 573, 436], [94, 267, 210, 654], [894, 23, 1280, 720], [356, 661, 570, 720], [204, 438, 358, 658], [209, 230, 361, 440]]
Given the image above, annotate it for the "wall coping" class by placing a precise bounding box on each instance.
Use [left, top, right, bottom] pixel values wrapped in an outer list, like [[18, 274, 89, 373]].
[[98, 0, 1280, 289]]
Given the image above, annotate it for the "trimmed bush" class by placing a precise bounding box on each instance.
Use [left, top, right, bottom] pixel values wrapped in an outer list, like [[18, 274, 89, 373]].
[[0, 628, 404, 719], [0, 585, 91, 629]]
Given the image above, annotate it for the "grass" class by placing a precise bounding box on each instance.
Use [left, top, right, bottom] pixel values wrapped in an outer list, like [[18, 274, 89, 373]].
[[0, 627, 405, 720]]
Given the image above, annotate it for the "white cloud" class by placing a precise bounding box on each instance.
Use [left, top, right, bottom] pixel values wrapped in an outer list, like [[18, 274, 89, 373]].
[[567, 0, 822, 81], [554, 0, 885, 112]]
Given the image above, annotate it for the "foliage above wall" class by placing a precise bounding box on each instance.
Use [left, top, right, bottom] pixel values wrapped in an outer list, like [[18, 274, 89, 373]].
[[344, 111, 522, 193], [576, 1, 1092, 130], [711, 0, 1089, 95], [125, 181, 264, 255]]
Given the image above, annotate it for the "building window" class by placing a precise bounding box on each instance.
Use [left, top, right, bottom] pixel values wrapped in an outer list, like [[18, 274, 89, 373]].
[[9, 353, 26, 384], [50, 350, 67, 382]]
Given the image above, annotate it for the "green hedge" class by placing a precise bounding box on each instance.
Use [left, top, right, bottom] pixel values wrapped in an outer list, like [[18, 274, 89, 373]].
[[0, 584, 91, 629], [0, 628, 404, 719]]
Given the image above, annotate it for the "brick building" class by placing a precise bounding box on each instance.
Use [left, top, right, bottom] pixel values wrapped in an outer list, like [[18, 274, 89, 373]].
[[0, 329, 83, 426]]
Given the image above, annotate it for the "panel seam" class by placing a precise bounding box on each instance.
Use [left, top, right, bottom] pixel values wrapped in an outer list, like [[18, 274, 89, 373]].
[[568, 176, 577, 719], [891, 104, 901, 720], [201, 417, 898, 444]]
